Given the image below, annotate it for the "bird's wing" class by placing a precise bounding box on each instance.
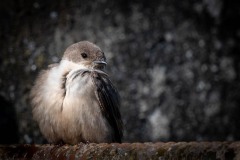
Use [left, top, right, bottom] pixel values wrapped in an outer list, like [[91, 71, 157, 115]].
[[91, 71, 123, 142]]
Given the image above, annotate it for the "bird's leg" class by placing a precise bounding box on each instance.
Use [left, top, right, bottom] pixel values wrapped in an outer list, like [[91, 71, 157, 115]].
[[55, 140, 65, 146]]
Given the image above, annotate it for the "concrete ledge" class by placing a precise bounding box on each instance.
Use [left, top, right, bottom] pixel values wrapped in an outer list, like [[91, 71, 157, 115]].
[[0, 142, 239, 159]]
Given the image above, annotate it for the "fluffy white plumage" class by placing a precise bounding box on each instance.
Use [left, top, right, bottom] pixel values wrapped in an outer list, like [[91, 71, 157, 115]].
[[30, 41, 123, 144]]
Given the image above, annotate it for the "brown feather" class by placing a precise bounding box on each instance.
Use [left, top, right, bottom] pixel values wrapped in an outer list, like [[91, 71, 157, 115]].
[[91, 71, 123, 142]]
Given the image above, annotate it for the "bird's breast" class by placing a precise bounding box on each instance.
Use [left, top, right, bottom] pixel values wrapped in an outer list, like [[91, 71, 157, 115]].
[[60, 69, 111, 143], [63, 69, 96, 113]]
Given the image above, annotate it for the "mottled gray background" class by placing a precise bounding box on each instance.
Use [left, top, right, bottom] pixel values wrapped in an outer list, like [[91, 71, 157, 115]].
[[0, 0, 240, 144]]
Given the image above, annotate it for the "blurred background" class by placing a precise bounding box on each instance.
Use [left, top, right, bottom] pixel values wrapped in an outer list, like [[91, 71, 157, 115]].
[[0, 0, 240, 144]]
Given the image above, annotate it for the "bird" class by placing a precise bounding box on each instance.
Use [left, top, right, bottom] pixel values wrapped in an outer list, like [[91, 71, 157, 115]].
[[30, 41, 123, 144]]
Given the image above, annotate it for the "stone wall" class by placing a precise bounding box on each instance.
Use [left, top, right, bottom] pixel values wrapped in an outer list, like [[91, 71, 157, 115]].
[[0, 0, 240, 143], [0, 142, 239, 159]]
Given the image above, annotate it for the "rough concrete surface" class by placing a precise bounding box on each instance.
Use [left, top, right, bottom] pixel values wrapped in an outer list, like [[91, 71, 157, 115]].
[[0, 142, 239, 160]]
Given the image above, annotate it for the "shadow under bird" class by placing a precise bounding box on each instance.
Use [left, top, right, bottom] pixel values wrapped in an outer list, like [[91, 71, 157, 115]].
[[30, 41, 123, 144]]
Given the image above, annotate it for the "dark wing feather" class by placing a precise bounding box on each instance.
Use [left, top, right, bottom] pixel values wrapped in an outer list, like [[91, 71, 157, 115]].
[[92, 71, 123, 142]]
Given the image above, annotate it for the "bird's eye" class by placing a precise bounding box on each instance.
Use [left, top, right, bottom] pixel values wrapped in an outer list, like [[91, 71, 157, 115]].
[[81, 53, 88, 58]]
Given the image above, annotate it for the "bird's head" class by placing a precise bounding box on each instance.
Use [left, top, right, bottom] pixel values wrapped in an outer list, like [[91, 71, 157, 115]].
[[62, 41, 107, 70]]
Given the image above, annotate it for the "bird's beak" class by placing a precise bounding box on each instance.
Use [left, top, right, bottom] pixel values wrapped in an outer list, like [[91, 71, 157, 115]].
[[93, 60, 107, 70], [93, 61, 107, 65]]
